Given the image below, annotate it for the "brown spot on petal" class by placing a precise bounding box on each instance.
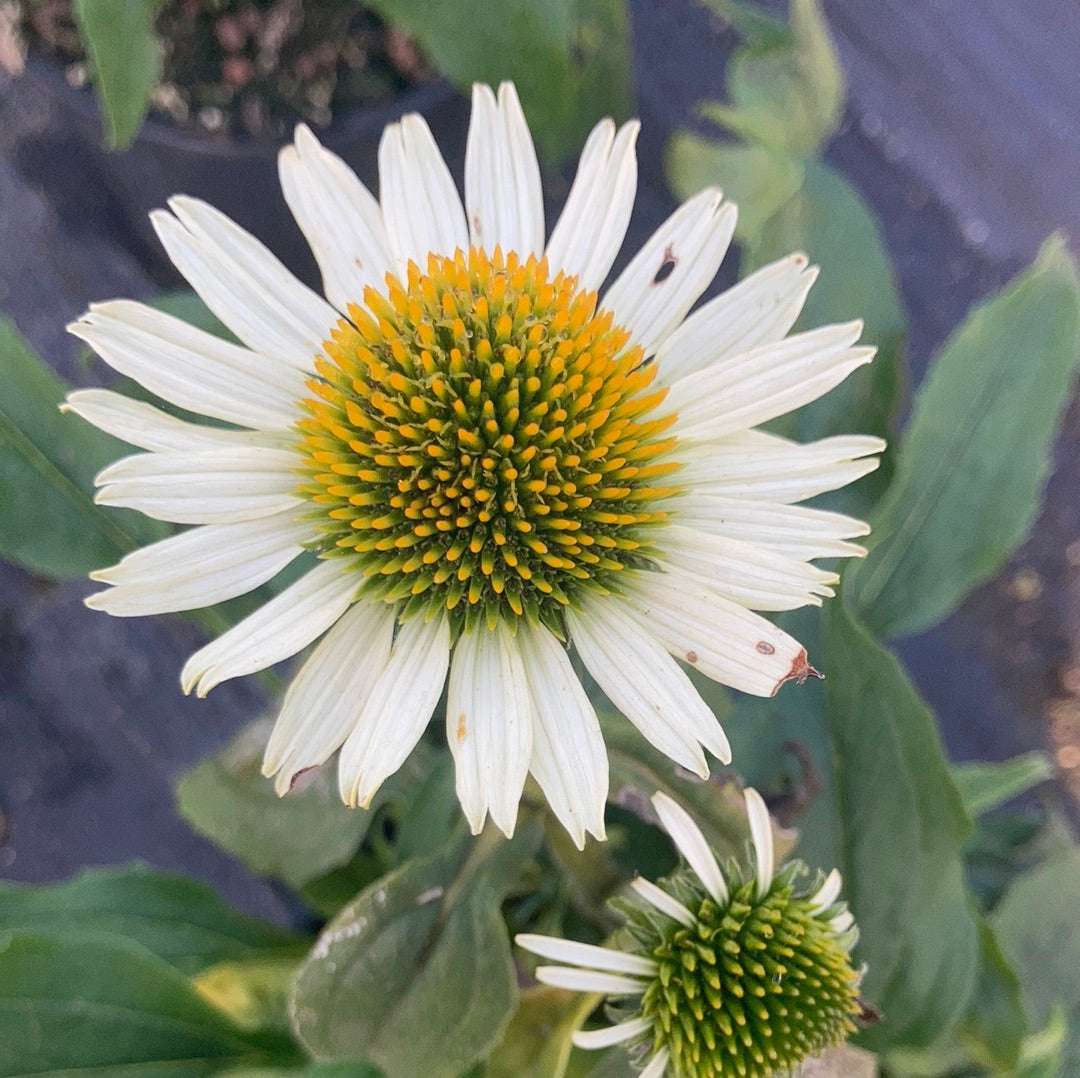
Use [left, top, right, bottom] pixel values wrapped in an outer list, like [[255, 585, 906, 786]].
[[772, 648, 823, 695], [456, 712, 467, 741], [756, 640, 776, 655], [472, 214, 483, 237], [652, 244, 677, 285], [685, 650, 699, 664]]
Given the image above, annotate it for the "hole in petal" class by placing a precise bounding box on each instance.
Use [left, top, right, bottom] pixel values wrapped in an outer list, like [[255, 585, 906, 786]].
[[652, 245, 677, 285]]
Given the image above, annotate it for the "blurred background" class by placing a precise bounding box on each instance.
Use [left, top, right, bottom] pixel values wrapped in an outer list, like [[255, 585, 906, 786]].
[[1, 0, 1078, 931]]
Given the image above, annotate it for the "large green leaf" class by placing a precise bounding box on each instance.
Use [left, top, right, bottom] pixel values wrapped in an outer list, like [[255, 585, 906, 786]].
[[0, 932, 292, 1076], [957, 918, 1027, 1071], [74, 0, 162, 149], [0, 864, 301, 975], [0, 317, 163, 577], [993, 851, 1080, 1073], [290, 822, 541, 1077], [177, 720, 433, 890], [365, 0, 632, 164], [700, 0, 843, 158], [824, 598, 979, 1050], [851, 236, 1080, 637], [952, 752, 1053, 817]]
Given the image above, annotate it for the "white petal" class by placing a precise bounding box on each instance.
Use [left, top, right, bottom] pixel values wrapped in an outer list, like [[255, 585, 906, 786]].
[[624, 567, 814, 698], [465, 83, 544, 257], [180, 559, 359, 696], [572, 1016, 652, 1050], [744, 787, 774, 899], [676, 431, 885, 504], [630, 878, 695, 927], [154, 200, 338, 370], [262, 600, 396, 795], [338, 613, 450, 808], [567, 597, 730, 773], [518, 621, 607, 849], [640, 1048, 670, 1078], [651, 791, 728, 905], [831, 910, 855, 933], [379, 113, 468, 268], [94, 446, 303, 525], [601, 188, 736, 358], [62, 389, 290, 454], [516, 935, 657, 976], [668, 323, 875, 440], [68, 301, 307, 431], [279, 124, 394, 312], [85, 512, 315, 615], [659, 524, 839, 612], [808, 868, 843, 914], [535, 967, 645, 996], [672, 495, 870, 562], [655, 254, 817, 384], [545, 118, 639, 292], [446, 622, 533, 837]]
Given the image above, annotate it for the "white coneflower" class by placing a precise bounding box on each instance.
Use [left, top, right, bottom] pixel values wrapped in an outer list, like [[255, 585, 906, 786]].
[[517, 789, 862, 1077], [66, 82, 882, 847]]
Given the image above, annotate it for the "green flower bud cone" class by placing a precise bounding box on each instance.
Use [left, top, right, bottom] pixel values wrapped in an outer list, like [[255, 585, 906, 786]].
[[618, 863, 860, 1078]]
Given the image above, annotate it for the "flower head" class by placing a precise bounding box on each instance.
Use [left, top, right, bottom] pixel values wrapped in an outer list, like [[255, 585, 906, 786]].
[[67, 81, 882, 846], [517, 789, 862, 1077]]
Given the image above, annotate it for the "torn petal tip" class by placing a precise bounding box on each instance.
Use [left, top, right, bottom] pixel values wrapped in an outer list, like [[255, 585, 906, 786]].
[[773, 649, 824, 695]]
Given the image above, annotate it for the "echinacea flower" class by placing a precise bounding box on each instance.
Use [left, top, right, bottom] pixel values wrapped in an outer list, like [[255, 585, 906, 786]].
[[66, 81, 882, 847], [516, 789, 862, 1077]]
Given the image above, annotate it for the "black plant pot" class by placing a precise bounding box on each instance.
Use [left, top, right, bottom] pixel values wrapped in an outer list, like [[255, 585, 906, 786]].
[[15, 57, 469, 286]]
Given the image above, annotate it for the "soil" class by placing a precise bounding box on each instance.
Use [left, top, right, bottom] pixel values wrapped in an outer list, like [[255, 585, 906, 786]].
[[17, 0, 433, 141]]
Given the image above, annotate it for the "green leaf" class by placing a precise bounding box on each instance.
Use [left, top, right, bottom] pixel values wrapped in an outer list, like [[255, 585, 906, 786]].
[[824, 598, 979, 1050], [74, 0, 162, 149], [0, 864, 302, 975], [177, 719, 434, 890], [0, 316, 165, 577], [666, 136, 804, 244], [701, 0, 843, 158], [0, 932, 290, 1076], [952, 752, 1054, 817], [365, 0, 632, 164], [290, 822, 542, 1077], [486, 986, 596, 1078], [993, 851, 1080, 1073], [851, 236, 1080, 638], [958, 918, 1028, 1071]]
